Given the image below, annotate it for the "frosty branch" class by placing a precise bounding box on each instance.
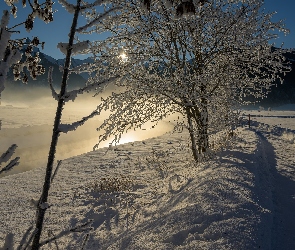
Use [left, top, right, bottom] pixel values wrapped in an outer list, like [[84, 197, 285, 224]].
[[0, 0, 54, 175]]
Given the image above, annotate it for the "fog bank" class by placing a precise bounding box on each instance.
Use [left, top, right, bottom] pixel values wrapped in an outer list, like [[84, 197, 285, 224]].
[[0, 86, 174, 177]]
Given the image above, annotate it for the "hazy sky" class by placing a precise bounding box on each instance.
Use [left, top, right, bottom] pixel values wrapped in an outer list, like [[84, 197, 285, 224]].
[[1, 0, 294, 59]]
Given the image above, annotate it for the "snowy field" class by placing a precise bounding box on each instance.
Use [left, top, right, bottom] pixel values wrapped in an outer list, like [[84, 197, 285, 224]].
[[0, 103, 295, 249], [242, 105, 295, 131]]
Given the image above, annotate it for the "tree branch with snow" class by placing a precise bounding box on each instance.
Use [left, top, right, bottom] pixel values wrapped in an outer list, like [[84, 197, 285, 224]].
[[86, 0, 291, 162]]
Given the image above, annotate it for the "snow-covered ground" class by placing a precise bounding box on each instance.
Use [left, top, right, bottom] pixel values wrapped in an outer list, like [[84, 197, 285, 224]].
[[1, 107, 295, 249]]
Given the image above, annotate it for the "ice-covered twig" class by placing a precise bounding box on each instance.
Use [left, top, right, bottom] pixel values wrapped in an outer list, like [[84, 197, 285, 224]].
[[48, 66, 53, 84], [80, 0, 105, 10], [58, 0, 76, 13], [47, 66, 59, 100], [49, 83, 59, 100], [76, 7, 122, 33], [69, 62, 93, 75], [62, 75, 119, 102], [0, 11, 17, 94], [57, 40, 90, 55], [62, 88, 83, 102], [39, 220, 93, 247], [0, 10, 10, 61], [58, 108, 102, 133]]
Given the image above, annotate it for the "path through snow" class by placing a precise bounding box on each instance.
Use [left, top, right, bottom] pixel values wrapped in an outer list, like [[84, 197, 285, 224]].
[[254, 122, 295, 250]]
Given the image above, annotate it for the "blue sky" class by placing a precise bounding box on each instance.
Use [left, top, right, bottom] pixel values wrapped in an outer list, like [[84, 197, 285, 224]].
[[1, 0, 294, 59]]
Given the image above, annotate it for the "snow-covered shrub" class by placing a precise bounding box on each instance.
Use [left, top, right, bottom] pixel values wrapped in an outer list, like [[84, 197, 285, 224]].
[[145, 148, 174, 179], [93, 175, 134, 193], [210, 129, 238, 152], [281, 130, 295, 144], [82, 175, 137, 232]]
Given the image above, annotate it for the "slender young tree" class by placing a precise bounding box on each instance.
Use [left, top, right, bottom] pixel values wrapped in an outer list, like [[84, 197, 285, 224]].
[[87, 0, 290, 162], [31, 0, 122, 248], [1, 0, 124, 247]]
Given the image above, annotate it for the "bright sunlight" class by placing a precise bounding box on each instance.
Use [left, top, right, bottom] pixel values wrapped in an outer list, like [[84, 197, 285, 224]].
[[119, 52, 128, 62]]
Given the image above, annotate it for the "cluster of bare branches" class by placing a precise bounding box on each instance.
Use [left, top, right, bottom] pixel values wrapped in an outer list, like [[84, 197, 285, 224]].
[[0, 0, 54, 175]]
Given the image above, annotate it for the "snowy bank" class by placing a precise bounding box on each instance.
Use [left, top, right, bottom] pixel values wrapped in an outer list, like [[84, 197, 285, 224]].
[[0, 128, 274, 249]]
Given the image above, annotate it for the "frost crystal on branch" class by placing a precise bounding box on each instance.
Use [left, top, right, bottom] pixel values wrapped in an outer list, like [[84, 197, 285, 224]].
[[58, 0, 76, 13], [58, 108, 101, 133], [76, 7, 122, 33], [57, 42, 68, 55], [57, 40, 90, 55]]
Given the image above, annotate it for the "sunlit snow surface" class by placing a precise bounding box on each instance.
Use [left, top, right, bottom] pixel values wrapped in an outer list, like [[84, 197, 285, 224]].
[[0, 105, 295, 249]]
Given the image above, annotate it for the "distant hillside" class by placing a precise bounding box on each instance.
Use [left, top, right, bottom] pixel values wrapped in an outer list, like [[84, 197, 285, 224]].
[[4, 45, 295, 107], [246, 49, 295, 108]]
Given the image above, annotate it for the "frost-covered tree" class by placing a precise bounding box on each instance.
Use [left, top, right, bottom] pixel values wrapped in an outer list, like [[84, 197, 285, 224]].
[[0, 0, 53, 174], [87, 0, 290, 162], [29, 0, 123, 248], [0, 0, 53, 97]]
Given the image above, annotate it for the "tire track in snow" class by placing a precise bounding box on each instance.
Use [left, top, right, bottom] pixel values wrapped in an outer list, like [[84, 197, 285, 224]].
[[254, 130, 275, 249], [256, 129, 295, 250]]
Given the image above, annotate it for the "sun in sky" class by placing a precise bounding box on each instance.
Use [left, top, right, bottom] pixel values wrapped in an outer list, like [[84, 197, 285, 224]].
[[119, 53, 128, 62]]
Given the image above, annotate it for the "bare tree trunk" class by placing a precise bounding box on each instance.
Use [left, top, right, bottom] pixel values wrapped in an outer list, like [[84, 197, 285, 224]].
[[185, 107, 198, 162], [195, 103, 209, 154], [31, 0, 81, 248]]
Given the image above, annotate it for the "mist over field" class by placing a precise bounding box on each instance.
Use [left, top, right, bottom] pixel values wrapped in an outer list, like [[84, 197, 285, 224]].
[[0, 85, 174, 177]]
